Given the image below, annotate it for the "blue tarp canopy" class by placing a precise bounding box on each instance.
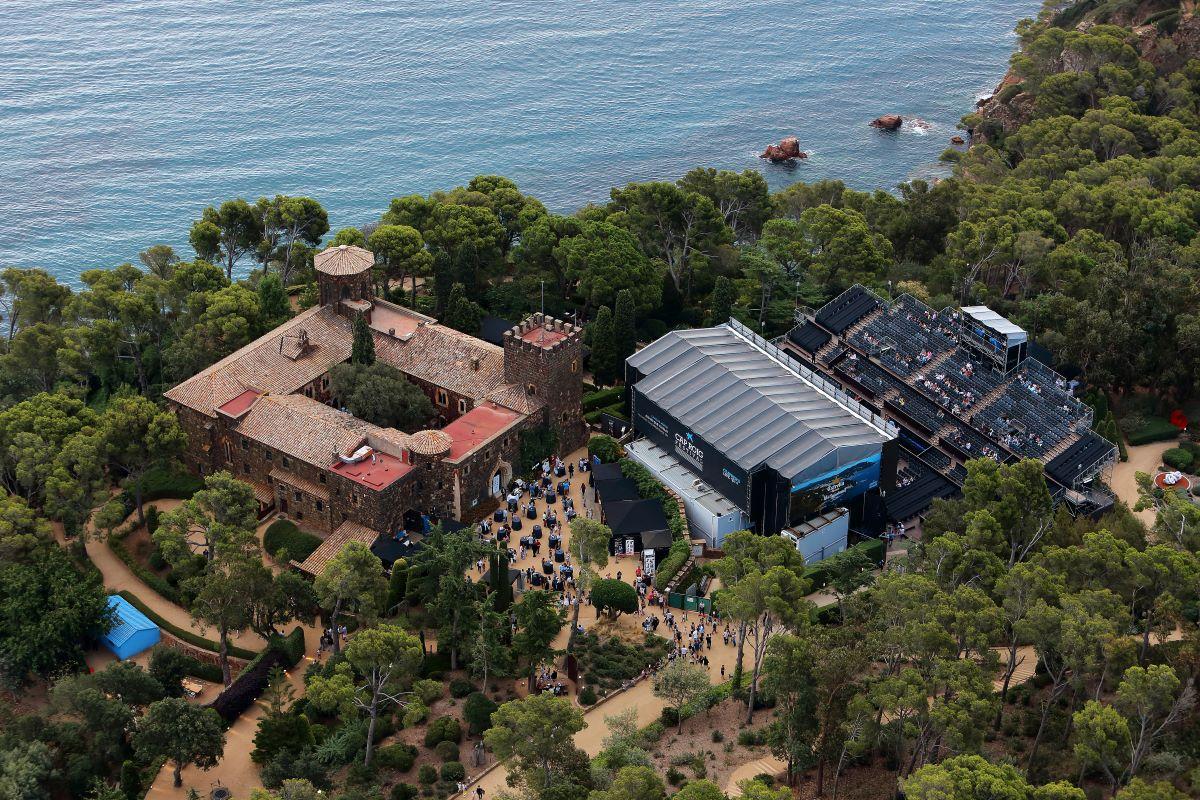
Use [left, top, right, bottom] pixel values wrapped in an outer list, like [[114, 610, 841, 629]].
[[99, 595, 161, 660]]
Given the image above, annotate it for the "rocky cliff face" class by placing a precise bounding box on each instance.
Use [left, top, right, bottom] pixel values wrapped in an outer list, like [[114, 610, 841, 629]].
[[971, 2, 1199, 143]]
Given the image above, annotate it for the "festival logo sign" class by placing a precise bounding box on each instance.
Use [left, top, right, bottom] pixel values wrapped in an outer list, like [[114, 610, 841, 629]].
[[674, 430, 705, 470]]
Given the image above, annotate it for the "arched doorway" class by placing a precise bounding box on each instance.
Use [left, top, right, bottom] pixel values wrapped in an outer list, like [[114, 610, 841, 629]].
[[403, 508, 423, 533], [490, 461, 513, 497]]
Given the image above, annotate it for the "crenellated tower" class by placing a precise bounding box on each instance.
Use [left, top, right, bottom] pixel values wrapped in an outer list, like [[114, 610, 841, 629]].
[[504, 313, 586, 453]]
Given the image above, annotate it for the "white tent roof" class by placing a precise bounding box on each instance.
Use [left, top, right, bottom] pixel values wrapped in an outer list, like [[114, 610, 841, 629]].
[[961, 306, 1027, 343]]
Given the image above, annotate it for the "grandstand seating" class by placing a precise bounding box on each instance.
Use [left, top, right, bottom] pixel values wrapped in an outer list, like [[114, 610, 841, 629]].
[[787, 320, 831, 354], [815, 285, 880, 333], [836, 354, 893, 398], [887, 470, 957, 521], [886, 389, 946, 434], [1045, 431, 1116, 487]]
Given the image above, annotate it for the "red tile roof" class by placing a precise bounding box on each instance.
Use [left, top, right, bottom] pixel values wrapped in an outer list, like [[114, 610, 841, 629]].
[[443, 402, 522, 459], [330, 449, 413, 490], [216, 389, 262, 418]]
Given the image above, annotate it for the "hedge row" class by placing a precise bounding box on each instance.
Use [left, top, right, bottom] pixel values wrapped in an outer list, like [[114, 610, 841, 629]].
[[117, 466, 204, 515], [1124, 417, 1180, 446], [210, 647, 289, 722], [263, 520, 322, 562], [584, 403, 628, 425], [116, 590, 259, 661], [108, 538, 184, 606], [653, 539, 691, 590], [235, 626, 306, 681], [583, 386, 625, 413]]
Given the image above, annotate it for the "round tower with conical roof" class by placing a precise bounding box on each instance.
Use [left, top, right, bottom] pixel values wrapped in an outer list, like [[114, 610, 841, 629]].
[[315, 244, 374, 309]]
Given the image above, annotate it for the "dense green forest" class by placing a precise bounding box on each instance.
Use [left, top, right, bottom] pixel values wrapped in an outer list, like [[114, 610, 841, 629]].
[[4, 2, 1200, 799]]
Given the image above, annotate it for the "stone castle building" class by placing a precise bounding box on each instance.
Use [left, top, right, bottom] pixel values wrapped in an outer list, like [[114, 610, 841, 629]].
[[164, 244, 586, 572]]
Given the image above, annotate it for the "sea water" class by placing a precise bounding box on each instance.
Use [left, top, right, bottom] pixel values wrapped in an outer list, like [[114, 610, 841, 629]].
[[0, 0, 1036, 282]]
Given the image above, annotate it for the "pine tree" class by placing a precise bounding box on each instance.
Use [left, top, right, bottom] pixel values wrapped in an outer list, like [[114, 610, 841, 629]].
[[710, 275, 735, 324], [613, 289, 638, 365], [256, 273, 292, 331], [352, 314, 375, 365], [588, 306, 619, 386], [442, 283, 484, 335]]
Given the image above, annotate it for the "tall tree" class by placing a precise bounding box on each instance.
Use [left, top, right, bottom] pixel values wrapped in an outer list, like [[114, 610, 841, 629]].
[[351, 314, 375, 365], [587, 305, 619, 386], [313, 541, 387, 656], [652, 659, 710, 732], [368, 224, 432, 303], [612, 289, 638, 365], [192, 199, 263, 280], [511, 589, 566, 691], [483, 694, 587, 796], [344, 625, 422, 767], [97, 394, 188, 527], [134, 698, 226, 788]]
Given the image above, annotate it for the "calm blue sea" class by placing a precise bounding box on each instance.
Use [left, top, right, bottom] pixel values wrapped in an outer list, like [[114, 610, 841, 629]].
[[0, 0, 1036, 283]]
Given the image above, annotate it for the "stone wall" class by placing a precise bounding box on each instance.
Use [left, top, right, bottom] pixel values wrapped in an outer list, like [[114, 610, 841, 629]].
[[503, 314, 587, 454]]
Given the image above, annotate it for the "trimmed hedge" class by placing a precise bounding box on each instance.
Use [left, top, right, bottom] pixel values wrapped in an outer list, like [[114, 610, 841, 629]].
[[653, 539, 691, 590], [1123, 416, 1180, 446], [583, 386, 625, 413], [117, 466, 204, 515], [1163, 447, 1194, 471], [116, 590, 259, 661], [263, 520, 322, 562], [108, 537, 184, 605], [588, 435, 623, 464], [211, 647, 289, 722]]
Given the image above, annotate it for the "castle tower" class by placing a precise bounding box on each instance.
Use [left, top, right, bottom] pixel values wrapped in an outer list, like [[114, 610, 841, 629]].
[[504, 313, 586, 454], [315, 244, 374, 313]]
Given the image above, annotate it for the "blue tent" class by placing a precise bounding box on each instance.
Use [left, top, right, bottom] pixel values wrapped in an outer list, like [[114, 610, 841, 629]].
[[99, 595, 160, 660]]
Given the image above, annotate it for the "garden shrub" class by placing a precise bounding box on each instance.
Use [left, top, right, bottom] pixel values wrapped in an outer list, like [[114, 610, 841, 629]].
[[423, 715, 462, 747], [587, 433, 623, 463], [263, 520, 322, 562], [435, 740, 460, 761], [418, 764, 438, 785], [345, 761, 377, 786], [252, 712, 314, 764], [1163, 447, 1193, 471], [583, 387, 625, 413], [402, 701, 429, 727], [578, 685, 597, 706], [440, 761, 466, 782], [391, 783, 418, 800], [449, 677, 475, 698], [574, 631, 670, 691], [1122, 415, 1180, 446], [463, 691, 498, 736], [412, 678, 445, 705], [591, 578, 639, 617], [375, 743, 418, 772]]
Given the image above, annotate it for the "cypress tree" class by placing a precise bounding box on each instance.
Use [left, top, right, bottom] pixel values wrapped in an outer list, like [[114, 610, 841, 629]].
[[351, 314, 375, 365], [588, 305, 619, 386], [710, 275, 735, 324], [613, 289, 638, 365]]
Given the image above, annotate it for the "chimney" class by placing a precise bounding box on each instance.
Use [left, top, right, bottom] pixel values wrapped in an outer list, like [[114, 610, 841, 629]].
[[471, 357, 480, 371]]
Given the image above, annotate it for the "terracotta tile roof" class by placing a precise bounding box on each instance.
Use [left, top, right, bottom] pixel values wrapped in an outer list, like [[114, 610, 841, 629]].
[[237, 394, 377, 468], [315, 244, 374, 276], [485, 383, 546, 416], [269, 467, 331, 501], [407, 430, 453, 456], [164, 305, 352, 416], [246, 481, 275, 506], [296, 520, 380, 576], [375, 323, 507, 400]]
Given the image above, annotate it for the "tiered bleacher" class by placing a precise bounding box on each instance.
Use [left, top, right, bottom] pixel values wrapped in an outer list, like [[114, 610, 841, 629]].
[[1045, 431, 1116, 486], [787, 285, 1117, 517], [815, 285, 881, 334], [787, 320, 831, 354]]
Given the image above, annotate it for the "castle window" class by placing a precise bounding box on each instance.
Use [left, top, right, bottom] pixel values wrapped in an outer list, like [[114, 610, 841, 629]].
[[243, 463, 250, 474], [571, 359, 579, 373], [319, 473, 326, 484], [458, 398, 468, 414], [296, 511, 304, 520], [265, 451, 272, 461], [526, 384, 536, 396], [316, 500, 324, 512], [266, 474, 273, 484], [436, 389, 448, 406], [283, 457, 291, 468], [294, 491, 301, 502], [240, 438, 248, 450]]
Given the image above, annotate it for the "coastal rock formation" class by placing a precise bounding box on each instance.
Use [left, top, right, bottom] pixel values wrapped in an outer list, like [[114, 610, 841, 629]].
[[869, 115, 903, 130], [950, 135, 965, 145], [759, 136, 808, 162], [908, 118, 932, 131]]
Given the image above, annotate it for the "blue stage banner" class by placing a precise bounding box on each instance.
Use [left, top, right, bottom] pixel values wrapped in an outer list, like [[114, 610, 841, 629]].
[[790, 453, 881, 508]]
